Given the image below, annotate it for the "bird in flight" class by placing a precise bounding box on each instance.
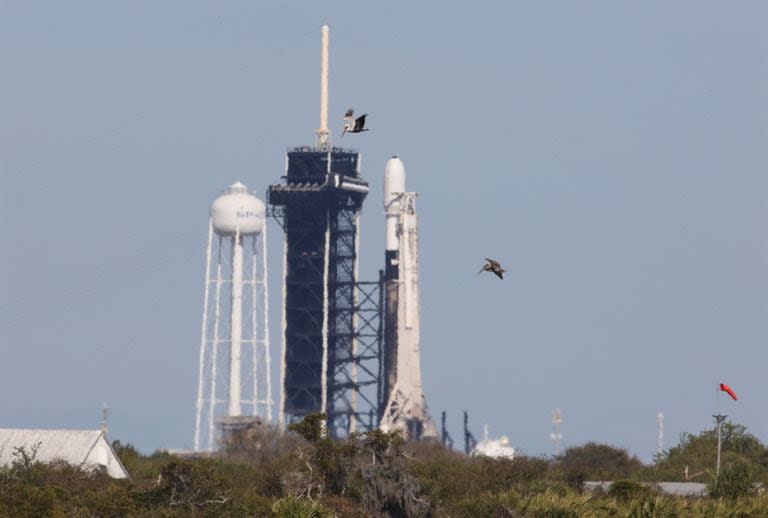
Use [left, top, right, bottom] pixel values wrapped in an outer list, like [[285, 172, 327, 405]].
[[341, 109, 369, 137], [478, 258, 506, 280]]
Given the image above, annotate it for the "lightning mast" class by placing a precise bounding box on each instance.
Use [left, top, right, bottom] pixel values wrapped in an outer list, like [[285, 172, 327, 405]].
[[657, 411, 664, 456], [315, 25, 330, 149], [550, 408, 563, 456]]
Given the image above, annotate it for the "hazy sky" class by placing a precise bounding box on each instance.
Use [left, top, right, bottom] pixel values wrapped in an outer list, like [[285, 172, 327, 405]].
[[1, 2, 766, 461]]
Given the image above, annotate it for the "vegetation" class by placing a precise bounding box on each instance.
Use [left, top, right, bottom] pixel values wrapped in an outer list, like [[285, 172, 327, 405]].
[[0, 416, 767, 516], [650, 423, 768, 482]]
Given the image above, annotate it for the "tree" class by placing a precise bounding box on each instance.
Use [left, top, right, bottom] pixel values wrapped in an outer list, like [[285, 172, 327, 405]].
[[557, 442, 644, 481], [652, 422, 768, 482]]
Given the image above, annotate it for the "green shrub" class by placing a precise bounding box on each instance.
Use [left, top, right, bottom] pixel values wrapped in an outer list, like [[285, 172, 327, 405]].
[[607, 480, 654, 502], [4, 420, 768, 516], [708, 461, 756, 500]]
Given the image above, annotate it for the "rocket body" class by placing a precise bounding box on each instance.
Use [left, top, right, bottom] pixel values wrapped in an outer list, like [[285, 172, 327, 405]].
[[382, 158, 404, 410], [380, 157, 437, 440]]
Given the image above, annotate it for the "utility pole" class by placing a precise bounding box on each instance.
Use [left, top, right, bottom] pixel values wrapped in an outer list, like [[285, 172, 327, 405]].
[[713, 414, 727, 475]]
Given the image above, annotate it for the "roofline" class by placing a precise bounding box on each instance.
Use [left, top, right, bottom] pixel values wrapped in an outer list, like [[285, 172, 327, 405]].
[[98, 430, 131, 481]]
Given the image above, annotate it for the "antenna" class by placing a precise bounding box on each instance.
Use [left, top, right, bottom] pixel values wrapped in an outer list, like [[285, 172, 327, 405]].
[[550, 408, 563, 456], [315, 25, 330, 148], [100, 403, 108, 436], [657, 411, 664, 456]]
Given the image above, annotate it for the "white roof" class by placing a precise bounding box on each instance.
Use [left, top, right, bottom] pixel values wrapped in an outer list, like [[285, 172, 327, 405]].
[[0, 429, 129, 479], [585, 481, 707, 497]]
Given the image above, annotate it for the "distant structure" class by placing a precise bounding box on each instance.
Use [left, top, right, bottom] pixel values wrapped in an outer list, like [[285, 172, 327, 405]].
[[194, 181, 271, 451], [440, 411, 454, 449], [0, 429, 129, 479], [463, 411, 478, 455], [472, 424, 516, 460], [100, 403, 108, 435], [550, 408, 563, 456], [657, 411, 664, 456], [267, 25, 382, 438], [379, 157, 437, 441]]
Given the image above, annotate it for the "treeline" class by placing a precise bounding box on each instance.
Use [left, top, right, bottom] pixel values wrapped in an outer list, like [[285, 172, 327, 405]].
[[1, 415, 767, 517]]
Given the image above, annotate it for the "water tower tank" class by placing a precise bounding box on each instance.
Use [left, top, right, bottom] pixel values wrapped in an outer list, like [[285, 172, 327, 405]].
[[210, 181, 265, 236]]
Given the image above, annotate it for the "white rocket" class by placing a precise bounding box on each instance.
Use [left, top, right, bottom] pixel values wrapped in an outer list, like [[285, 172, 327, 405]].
[[379, 157, 437, 440]]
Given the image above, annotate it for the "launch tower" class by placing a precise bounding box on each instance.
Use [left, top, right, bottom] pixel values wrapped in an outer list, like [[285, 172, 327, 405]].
[[267, 26, 383, 438]]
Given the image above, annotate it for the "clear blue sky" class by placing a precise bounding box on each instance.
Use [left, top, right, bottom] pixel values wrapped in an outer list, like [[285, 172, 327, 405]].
[[1, 2, 765, 461]]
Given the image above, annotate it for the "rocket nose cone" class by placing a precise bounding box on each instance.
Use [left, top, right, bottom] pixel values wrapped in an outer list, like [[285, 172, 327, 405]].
[[384, 156, 406, 205], [385, 156, 405, 176]]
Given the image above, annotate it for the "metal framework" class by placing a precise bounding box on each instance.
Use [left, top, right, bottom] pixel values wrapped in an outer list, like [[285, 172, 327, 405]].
[[441, 411, 454, 449], [464, 410, 478, 455], [268, 147, 383, 438], [194, 224, 271, 451]]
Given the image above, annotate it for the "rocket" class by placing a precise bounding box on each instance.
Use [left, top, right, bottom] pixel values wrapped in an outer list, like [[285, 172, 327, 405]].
[[382, 157, 404, 411], [379, 156, 437, 440]]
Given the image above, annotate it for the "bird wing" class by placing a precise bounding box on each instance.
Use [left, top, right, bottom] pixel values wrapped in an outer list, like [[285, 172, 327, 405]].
[[494, 270, 504, 280], [485, 258, 501, 269], [354, 114, 367, 131]]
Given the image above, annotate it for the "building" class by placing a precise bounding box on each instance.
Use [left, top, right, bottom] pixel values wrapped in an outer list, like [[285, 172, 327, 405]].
[[0, 428, 129, 479]]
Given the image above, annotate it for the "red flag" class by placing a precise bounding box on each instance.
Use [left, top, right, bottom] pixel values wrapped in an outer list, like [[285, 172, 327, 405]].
[[720, 383, 738, 401]]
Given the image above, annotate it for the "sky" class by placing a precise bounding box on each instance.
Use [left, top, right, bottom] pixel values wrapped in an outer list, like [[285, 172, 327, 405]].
[[1, 2, 766, 462]]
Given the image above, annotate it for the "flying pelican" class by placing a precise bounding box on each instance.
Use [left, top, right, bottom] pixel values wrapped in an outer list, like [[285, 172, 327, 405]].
[[478, 258, 506, 280], [341, 109, 369, 137]]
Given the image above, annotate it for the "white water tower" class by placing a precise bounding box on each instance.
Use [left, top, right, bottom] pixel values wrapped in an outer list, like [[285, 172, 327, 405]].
[[194, 181, 271, 451]]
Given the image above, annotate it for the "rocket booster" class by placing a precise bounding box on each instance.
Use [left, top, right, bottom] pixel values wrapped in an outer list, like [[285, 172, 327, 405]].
[[380, 156, 437, 440], [382, 157, 404, 416]]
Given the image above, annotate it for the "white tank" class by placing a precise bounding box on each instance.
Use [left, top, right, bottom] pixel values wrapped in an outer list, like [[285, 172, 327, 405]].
[[210, 181, 266, 236], [472, 436, 516, 460]]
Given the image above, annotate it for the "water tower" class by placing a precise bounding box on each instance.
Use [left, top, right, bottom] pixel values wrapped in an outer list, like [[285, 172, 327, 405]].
[[194, 181, 271, 451]]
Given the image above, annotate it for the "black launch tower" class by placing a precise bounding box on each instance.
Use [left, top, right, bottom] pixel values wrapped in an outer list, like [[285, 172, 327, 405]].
[[268, 147, 383, 438]]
